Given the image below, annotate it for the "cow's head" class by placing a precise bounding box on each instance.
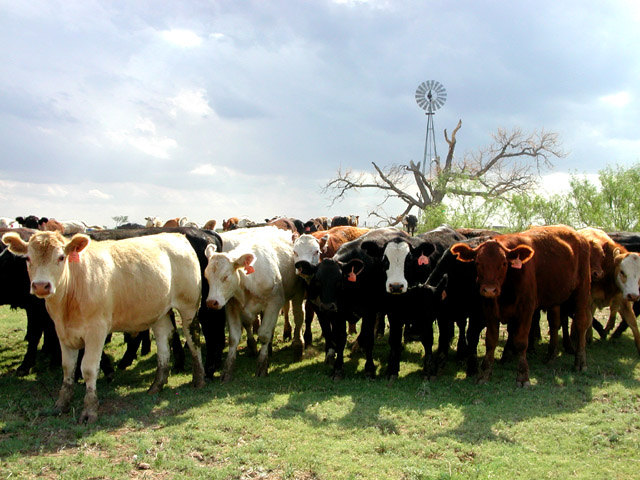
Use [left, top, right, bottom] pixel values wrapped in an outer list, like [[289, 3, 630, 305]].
[[307, 258, 364, 313], [293, 235, 322, 278], [361, 238, 434, 295], [2, 231, 90, 298], [615, 252, 640, 302], [204, 243, 255, 309], [451, 240, 534, 298], [587, 240, 605, 281]]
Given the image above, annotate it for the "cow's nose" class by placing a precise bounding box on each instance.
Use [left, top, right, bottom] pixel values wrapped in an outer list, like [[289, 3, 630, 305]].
[[31, 281, 52, 297], [206, 299, 221, 310], [480, 286, 499, 298], [319, 302, 337, 313], [627, 293, 640, 302], [388, 283, 406, 294]]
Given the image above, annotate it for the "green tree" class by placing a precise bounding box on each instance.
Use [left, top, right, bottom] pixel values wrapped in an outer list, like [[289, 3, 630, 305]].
[[112, 215, 128, 227]]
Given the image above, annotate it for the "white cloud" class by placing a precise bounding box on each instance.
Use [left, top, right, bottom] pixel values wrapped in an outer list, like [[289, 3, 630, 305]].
[[88, 189, 112, 200], [161, 29, 203, 47], [599, 91, 631, 108], [170, 89, 213, 117], [190, 164, 217, 176]]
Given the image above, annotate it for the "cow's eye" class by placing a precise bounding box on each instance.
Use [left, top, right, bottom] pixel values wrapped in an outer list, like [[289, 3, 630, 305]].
[[25, 256, 31, 264], [58, 255, 65, 262]]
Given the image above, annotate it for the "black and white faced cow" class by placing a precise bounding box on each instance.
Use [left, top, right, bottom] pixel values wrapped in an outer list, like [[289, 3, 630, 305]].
[[359, 226, 465, 380], [297, 228, 409, 379]]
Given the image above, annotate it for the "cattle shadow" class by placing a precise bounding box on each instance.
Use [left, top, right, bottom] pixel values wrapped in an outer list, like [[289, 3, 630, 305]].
[[0, 323, 638, 458]]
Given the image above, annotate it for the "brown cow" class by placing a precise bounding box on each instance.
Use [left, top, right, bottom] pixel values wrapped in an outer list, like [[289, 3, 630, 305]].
[[450, 225, 592, 386], [222, 217, 239, 231], [313, 226, 371, 259], [38, 218, 65, 233], [203, 219, 217, 231]]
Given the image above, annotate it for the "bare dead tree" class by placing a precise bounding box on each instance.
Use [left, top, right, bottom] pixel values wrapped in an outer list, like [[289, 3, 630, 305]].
[[322, 120, 566, 225]]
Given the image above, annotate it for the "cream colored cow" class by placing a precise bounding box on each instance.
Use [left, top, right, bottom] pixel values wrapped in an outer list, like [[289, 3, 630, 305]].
[[2, 231, 205, 424]]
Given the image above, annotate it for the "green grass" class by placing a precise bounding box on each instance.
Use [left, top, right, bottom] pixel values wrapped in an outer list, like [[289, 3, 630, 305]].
[[0, 305, 639, 479]]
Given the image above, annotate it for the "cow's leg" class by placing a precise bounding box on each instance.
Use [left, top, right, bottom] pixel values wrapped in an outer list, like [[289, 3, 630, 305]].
[[455, 317, 468, 360], [303, 300, 315, 348], [571, 290, 591, 372], [200, 307, 226, 378], [545, 307, 561, 363], [17, 309, 44, 376], [54, 343, 79, 415], [256, 302, 282, 377], [222, 308, 242, 383], [331, 316, 347, 380], [118, 332, 142, 370], [316, 311, 335, 365], [421, 318, 436, 380], [140, 329, 151, 356], [359, 313, 376, 379], [385, 314, 403, 381], [282, 301, 292, 341], [148, 314, 173, 394], [435, 316, 454, 373], [41, 312, 61, 369], [618, 300, 640, 355], [603, 303, 620, 335], [178, 307, 205, 389], [168, 311, 185, 372], [478, 317, 499, 384], [465, 314, 484, 377], [290, 288, 306, 361], [513, 314, 534, 387], [78, 333, 108, 424]]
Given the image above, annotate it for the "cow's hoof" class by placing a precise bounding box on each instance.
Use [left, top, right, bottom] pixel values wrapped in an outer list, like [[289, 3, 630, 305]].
[[292, 342, 304, 362], [516, 379, 531, 388], [147, 384, 163, 395], [79, 409, 98, 424], [117, 358, 134, 370], [256, 361, 269, 377], [283, 331, 292, 342]]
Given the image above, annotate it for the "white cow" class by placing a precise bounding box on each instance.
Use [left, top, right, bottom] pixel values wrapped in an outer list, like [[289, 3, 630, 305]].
[[58, 220, 86, 235], [145, 216, 163, 228], [293, 234, 322, 276], [207, 227, 305, 381], [2, 231, 205, 423], [0, 217, 15, 228]]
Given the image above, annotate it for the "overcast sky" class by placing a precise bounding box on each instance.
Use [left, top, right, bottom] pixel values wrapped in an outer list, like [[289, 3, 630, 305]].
[[1, 0, 638, 228]]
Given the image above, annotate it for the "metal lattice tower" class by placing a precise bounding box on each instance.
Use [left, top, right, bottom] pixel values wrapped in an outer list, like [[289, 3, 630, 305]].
[[415, 80, 447, 176]]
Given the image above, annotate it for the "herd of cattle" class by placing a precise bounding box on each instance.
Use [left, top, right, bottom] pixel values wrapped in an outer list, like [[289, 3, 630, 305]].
[[1, 212, 640, 424]]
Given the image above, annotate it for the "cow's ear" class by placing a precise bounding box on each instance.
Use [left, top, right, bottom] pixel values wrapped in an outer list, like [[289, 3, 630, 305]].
[[360, 240, 384, 258], [413, 242, 435, 265], [15, 217, 24, 224], [233, 252, 256, 274], [39, 217, 49, 225], [205, 243, 218, 259], [2, 232, 28, 256], [451, 243, 476, 262], [342, 259, 365, 282], [295, 260, 318, 278], [321, 234, 330, 253], [66, 234, 90, 255], [508, 245, 534, 269]]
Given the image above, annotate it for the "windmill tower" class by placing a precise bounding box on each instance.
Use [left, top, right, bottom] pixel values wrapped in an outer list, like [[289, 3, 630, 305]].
[[415, 80, 447, 177]]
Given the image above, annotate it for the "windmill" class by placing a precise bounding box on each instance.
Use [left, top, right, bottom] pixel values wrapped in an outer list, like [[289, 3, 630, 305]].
[[415, 80, 447, 176]]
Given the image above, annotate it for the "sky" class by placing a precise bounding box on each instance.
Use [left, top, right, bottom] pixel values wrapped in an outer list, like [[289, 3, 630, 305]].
[[1, 0, 638, 228]]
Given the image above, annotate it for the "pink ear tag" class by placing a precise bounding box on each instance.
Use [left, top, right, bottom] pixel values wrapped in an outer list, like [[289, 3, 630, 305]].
[[347, 267, 357, 282], [244, 265, 255, 275], [510, 258, 522, 269], [69, 251, 80, 263], [441, 290, 447, 301], [418, 254, 429, 266]]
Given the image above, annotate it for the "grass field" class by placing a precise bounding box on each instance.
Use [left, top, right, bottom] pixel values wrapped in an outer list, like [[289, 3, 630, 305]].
[[0, 305, 639, 479]]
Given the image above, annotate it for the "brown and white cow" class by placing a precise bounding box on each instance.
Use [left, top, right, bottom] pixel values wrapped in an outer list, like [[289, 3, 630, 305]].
[[2, 231, 205, 423], [203, 219, 217, 231], [578, 228, 640, 353], [450, 225, 592, 386], [38, 218, 65, 233]]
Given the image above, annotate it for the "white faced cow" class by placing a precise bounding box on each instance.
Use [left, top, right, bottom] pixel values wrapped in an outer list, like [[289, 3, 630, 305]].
[[2, 231, 205, 424], [145, 216, 163, 228], [206, 227, 305, 381]]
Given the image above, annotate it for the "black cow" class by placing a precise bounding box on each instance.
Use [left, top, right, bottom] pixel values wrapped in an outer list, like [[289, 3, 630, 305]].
[[85, 227, 226, 379], [330, 216, 350, 228], [15, 216, 40, 229], [359, 226, 465, 379], [402, 215, 418, 236], [297, 228, 408, 379]]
